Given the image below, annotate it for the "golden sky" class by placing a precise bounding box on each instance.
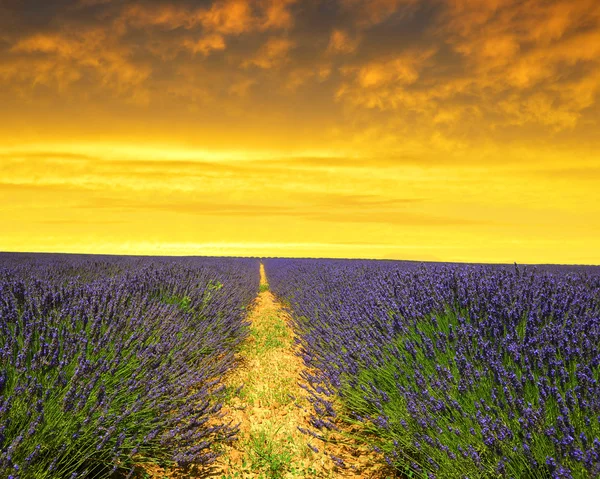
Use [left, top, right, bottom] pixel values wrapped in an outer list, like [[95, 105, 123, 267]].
[[1, 0, 599, 263]]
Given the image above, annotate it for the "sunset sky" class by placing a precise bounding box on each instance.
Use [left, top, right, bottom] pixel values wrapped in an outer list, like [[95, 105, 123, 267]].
[[1, 0, 599, 263]]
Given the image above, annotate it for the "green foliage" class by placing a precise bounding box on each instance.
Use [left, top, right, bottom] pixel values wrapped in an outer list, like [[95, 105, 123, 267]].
[[247, 315, 289, 353], [157, 279, 224, 312], [246, 428, 293, 479], [159, 292, 193, 311]]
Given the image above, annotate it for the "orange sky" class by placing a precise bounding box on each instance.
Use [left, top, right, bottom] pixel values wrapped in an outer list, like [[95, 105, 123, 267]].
[[1, 0, 599, 263]]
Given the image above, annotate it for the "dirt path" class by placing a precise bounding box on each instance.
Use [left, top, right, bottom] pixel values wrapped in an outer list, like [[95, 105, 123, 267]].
[[213, 264, 337, 478]]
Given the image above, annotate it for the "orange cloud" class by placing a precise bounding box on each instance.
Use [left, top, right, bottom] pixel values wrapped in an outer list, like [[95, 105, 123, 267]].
[[328, 0, 600, 136], [9, 29, 150, 100], [3, 0, 596, 138], [498, 92, 580, 130], [115, 0, 295, 34], [327, 29, 360, 54], [244, 37, 295, 69], [115, 4, 193, 30], [439, 0, 600, 97], [183, 34, 227, 56], [198, 0, 256, 34], [340, 0, 417, 27], [260, 0, 297, 30], [335, 48, 436, 109]]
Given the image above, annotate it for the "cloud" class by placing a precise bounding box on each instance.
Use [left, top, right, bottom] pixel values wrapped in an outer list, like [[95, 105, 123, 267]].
[[182, 34, 226, 55], [1, 0, 599, 146], [0, 0, 300, 104], [114, 0, 296, 34], [259, 0, 297, 30], [115, 3, 196, 31], [196, 0, 297, 34], [434, 0, 600, 130], [244, 36, 294, 69], [497, 92, 581, 130], [197, 0, 256, 34], [339, 0, 418, 28], [320, 0, 600, 140], [327, 29, 360, 54], [335, 47, 437, 109], [8, 28, 151, 101]]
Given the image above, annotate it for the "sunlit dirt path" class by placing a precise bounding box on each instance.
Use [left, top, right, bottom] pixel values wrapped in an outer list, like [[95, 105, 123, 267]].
[[212, 263, 338, 478]]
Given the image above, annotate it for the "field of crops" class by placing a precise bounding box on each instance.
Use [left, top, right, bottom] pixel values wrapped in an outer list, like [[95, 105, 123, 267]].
[[266, 259, 600, 478], [0, 253, 259, 478], [2, 254, 600, 478]]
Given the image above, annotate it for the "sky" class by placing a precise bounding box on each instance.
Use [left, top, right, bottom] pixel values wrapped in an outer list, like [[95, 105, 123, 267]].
[[1, 0, 599, 264]]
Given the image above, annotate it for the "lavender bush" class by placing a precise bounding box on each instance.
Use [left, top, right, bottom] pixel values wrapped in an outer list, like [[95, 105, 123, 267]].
[[265, 259, 600, 478], [0, 253, 259, 478]]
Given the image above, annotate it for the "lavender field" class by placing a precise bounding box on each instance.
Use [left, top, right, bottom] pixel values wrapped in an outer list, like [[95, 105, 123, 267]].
[[2, 254, 600, 478], [266, 259, 600, 478], [0, 253, 259, 478]]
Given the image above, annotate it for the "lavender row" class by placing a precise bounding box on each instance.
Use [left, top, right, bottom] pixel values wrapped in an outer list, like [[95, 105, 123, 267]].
[[0, 253, 259, 478], [265, 259, 600, 478]]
